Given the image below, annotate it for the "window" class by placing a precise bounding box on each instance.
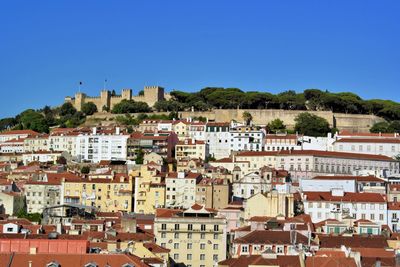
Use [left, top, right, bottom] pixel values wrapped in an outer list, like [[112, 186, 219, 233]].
[[380, 214, 384, 221], [174, 254, 179, 260], [175, 224, 180, 230], [174, 233, 179, 238], [187, 243, 192, 249], [188, 224, 193, 230], [213, 255, 218, 262], [276, 246, 284, 254], [187, 254, 192, 260], [201, 224, 206, 231], [213, 244, 218, 250], [242, 245, 248, 253], [200, 243, 205, 250], [161, 224, 166, 230], [174, 243, 179, 249], [200, 233, 205, 239], [214, 225, 219, 231], [161, 232, 166, 238], [214, 233, 218, 239], [200, 254, 205, 261], [187, 233, 192, 239]]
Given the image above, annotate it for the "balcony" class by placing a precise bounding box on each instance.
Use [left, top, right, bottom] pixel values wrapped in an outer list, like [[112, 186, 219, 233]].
[[392, 218, 399, 223]]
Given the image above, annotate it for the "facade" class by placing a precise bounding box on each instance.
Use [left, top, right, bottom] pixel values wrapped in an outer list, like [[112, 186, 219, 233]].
[[134, 166, 166, 214], [0, 138, 25, 153], [302, 190, 387, 225], [264, 134, 301, 151], [165, 172, 202, 209], [62, 173, 133, 212], [232, 172, 269, 199], [75, 127, 129, 163], [128, 131, 178, 159], [333, 138, 400, 158], [388, 202, 400, 232], [0, 130, 38, 144], [65, 86, 167, 111], [24, 134, 49, 152], [0, 192, 24, 215], [229, 126, 264, 153], [195, 177, 230, 209], [22, 151, 62, 165], [206, 122, 231, 159], [243, 191, 295, 220], [154, 205, 227, 267], [188, 122, 206, 141], [175, 139, 208, 161]]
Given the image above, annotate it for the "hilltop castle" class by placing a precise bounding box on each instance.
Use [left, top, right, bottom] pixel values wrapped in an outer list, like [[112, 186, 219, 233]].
[[64, 86, 170, 112]]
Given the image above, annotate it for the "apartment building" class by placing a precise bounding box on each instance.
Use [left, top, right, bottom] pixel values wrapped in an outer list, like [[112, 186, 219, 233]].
[[195, 177, 230, 209], [134, 165, 166, 214], [128, 131, 178, 159], [333, 138, 400, 158], [302, 189, 387, 225], [229, 126, 264, 152], [175, 139, 208, 161], [23, 134, 49, 152], [0, 138, 25, 153], [264, 134, 301, 151], [62, 173, 133, 212], [165, 172, 202, 209], [75, 127, 129, 163], [206, 122, 231, 159], [22, 151, 62, 165], [0, 130, 38, 144], [154, 205, 227, 267]]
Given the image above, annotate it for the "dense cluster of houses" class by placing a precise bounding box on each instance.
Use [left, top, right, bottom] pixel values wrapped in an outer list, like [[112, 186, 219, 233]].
[[0, 118, 400, 266]]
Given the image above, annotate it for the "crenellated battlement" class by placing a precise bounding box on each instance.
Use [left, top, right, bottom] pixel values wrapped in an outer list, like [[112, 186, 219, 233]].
[[65, 86, 166, 112]]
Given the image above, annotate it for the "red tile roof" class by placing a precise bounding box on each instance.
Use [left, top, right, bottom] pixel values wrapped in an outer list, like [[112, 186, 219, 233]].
[[0, 130, 39, 136], [233, 230, 315, 245], [303, 191, 386, 203], [305, 255, 357, 267], [219, 255, 301, 267], [318, 235, 389, 248], [312, 175, 385, 183], [388, 202, 400, 210]]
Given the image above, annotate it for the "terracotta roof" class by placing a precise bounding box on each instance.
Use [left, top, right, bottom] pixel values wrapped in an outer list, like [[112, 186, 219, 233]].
[[233, 230, 315, 245], [305, 255, 357, 267], [0, 130, 39, 136], [248, 216, 274, 222], [276, 149, 396, 161], [231, 225, 251, 232], [312, 175, 385, 183], [155, 208, 182, 218], [339, 131, 399, 138], [236, 151, 278, 157], [303, 191, 386, 203], [218, 255, 301, 267], [388, 202, 400, 210], [0, 253, 149, 267], [318, 235, 389, 248], [143, 242, 170, 253]]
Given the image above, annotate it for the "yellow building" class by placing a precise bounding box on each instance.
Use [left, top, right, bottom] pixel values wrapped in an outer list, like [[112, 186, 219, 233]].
[[134, 165, 166, 214], [62, 173, 133, 212], [154, 204, 227, 267], [195, 177, 230, 210], [172, 121, 190, 140], [243, 191, 294, 220], [23, 134, 49, 152], [175, 139, 208, 161]]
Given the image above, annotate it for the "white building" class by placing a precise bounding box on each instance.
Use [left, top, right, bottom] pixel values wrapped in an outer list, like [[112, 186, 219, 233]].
[[75, 127, 129, 163], [232, 172, 269, 199], [0, 138, 25, 153], [230, 126, 264, 153], [165, 172, 202, 209], [205, 122, 231, 159], [0, 130, 38, 144], [388, 202, 400, 232], [49, 131, 78, 156], [175, 139, 208, 161], [188, 122, 206, 141], [302, 189, 387, 225], [333, 138, 400, 158], [264, 134, 301, 151], [22, 151, 62, 165]]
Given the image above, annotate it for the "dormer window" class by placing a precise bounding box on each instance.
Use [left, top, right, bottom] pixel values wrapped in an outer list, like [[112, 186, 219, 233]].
[[84, 263, 98, 267], [122, 263, 135, 267], [47, 262, 60, 267]]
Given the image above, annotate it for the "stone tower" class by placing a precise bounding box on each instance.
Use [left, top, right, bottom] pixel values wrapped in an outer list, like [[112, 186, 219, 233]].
[[75, 92, 86, 111], [100, 90, 111, 111], [122, 89, 132, 100], [144, 86, 164, 106]]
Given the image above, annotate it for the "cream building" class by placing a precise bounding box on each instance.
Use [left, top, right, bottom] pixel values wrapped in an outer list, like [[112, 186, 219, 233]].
[[22, 151, 62, 165], [172, 120, 190, 140], [24, 134, 49, 152], [243, 191, 295, 220], [195, 177, 230, 210], [175, 139, 208, 161], [154, 204, 227, 267]]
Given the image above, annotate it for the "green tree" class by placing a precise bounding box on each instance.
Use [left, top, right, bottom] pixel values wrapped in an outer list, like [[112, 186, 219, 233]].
[[138, 90, 144, 96], [370, 122, 390, 133], [266, 118, 286, 133], [80, 166, 90, 174], [242, 111, 253, 126], [19, 109, 49, 133], [294, 112, 331, 137], [111, 100, 151, 114], [135, 149, 144, 164], [81, 102, 98, 115], [59, 102, 77, 116]]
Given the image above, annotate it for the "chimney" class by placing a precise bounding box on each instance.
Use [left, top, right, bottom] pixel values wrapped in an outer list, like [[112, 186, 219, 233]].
[[29, 247, 37, 255], [28, 261, 32, 267], [92, 127, 97, 135], [375, 258, 381, 267], [192, 139, 195, 145], [115, 127, 120, 135]]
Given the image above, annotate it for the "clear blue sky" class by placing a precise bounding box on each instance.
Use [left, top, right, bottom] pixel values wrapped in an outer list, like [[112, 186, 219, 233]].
[[1, 0, 399, 117]]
